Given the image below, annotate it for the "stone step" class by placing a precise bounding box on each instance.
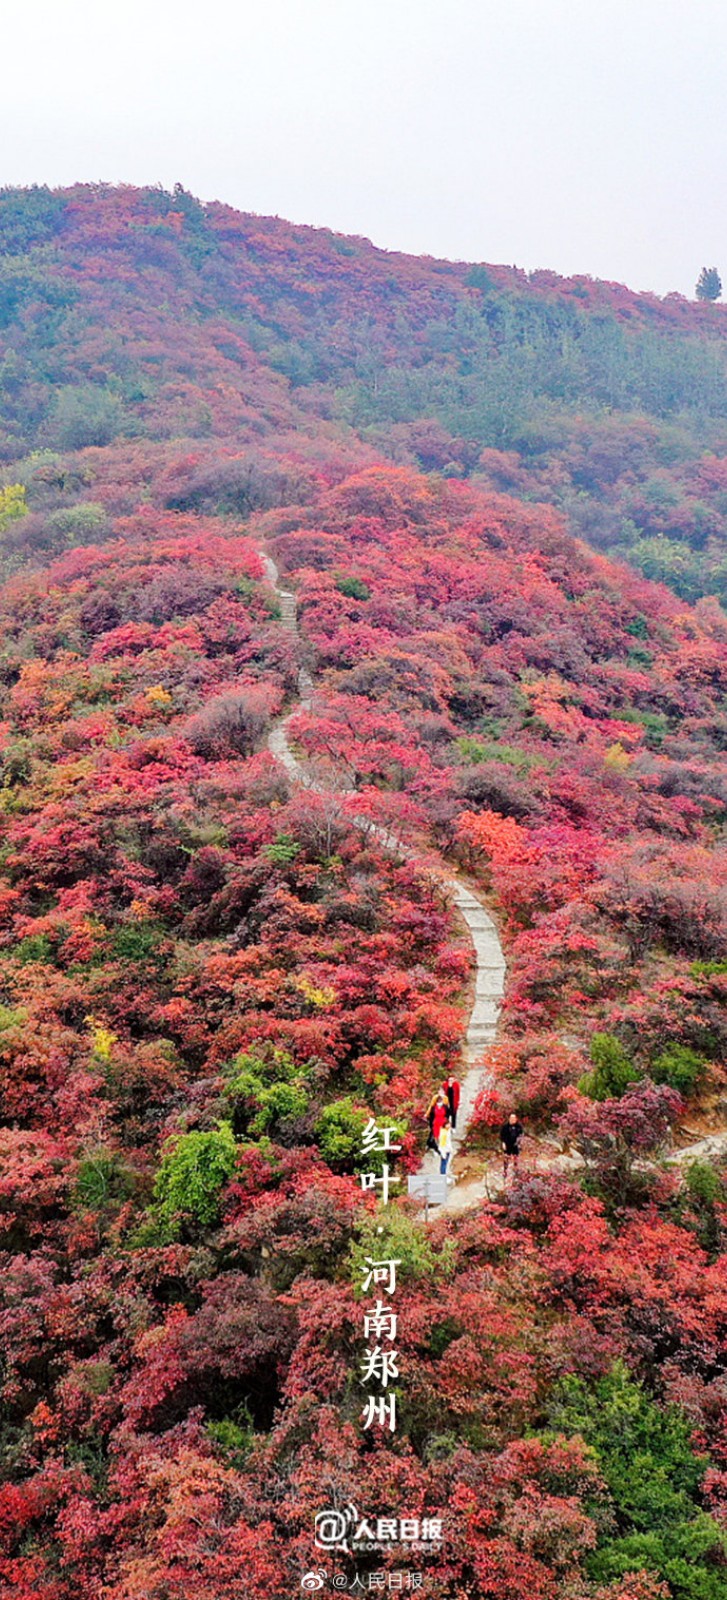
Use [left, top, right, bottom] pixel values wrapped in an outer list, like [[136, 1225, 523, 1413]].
[[475, 972, 506, 997], [278, 592, 298, 632], [466, 1025, 498, 1049], [456, 910, 499, 933]]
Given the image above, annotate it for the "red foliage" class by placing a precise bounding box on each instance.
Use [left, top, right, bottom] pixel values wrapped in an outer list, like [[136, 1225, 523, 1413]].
[[0, 185, 724, 1597]]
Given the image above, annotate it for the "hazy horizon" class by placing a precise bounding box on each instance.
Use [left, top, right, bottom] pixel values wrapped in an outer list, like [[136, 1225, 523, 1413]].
[[3, 0, 726, 300]]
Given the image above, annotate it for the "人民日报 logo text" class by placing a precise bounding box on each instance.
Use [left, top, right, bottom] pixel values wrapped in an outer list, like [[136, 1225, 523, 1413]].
[[314, 1504, 442, 1552]]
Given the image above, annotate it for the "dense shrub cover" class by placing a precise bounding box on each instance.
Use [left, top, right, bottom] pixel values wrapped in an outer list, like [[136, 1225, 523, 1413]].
[[0, 185, 725, 1598], [3, 182, 727, 601]]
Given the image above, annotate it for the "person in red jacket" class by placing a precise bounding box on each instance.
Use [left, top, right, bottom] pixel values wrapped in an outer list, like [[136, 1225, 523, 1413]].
[[427, 1090, 448, 1147], [443, 1073, 461, 1131]]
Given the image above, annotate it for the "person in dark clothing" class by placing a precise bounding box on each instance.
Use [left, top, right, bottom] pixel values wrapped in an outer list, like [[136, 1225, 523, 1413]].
[[500, 1112, 523, 1183], [443, 1073, 461, 1131]]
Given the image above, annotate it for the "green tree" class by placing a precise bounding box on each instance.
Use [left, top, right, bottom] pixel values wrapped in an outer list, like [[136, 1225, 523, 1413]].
[[695, 267, 722, 302], [0, 482, 27, 532], [224, 1046, 310, 1137], [45, 501, 108, 547], [548, 1362, 726, 1598], [263, 832, 301, 865], [314, 1097, 370, 1169], [650, 1045, 707, 1096], [579, 1033, 641, 1101], [349, 1206, 455, 1294], [680, 1159, 724, 1254], [152, 1122, 237, 1237], [334, 573, 371, 600], [0, 185, 64, 254], [48, 384, 126, 450], [74, 1149, 136, 1211]]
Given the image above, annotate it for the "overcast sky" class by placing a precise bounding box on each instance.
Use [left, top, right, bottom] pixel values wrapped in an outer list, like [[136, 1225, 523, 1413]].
[[2, 0, 725, 297]]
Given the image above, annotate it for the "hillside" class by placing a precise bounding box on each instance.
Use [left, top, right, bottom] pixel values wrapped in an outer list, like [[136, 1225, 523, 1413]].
[[0, 185, 726, 1600], [4, 183, 727, 604]]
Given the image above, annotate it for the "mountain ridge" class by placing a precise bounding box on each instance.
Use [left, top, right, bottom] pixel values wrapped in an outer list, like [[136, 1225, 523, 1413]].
[[4, 181, 727, 606]]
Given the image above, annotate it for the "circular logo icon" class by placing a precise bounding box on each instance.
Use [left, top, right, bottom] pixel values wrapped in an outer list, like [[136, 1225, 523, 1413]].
[[300, 1574, 327, 1593], [315, 1509, 349, 1548]]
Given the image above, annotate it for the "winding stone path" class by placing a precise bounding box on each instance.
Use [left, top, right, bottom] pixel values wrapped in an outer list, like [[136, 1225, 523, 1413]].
[[259, 551, 506, 1198]]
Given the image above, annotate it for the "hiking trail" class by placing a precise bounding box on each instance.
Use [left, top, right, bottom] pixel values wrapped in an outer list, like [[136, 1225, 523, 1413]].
[[260, 551, 505, 1205]]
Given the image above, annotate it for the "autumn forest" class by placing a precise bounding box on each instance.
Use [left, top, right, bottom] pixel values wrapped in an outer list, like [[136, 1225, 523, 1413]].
[[0, 183, 726, 1600]]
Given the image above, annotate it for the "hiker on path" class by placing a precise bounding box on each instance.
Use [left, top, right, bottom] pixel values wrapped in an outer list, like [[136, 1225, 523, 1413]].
[[500, 1112, 523, 1184], [443, 1073, 461, 1131], [438, 1114, 454, 1185], [427, 1090, 448, 1150]]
